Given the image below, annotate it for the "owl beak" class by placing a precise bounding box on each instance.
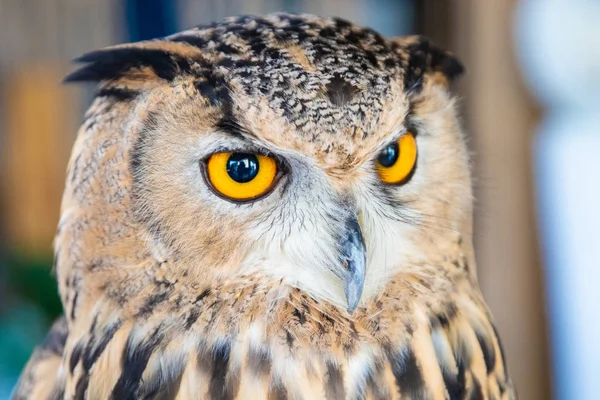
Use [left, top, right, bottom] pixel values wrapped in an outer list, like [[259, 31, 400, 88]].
[[340, 214, 367, 313]]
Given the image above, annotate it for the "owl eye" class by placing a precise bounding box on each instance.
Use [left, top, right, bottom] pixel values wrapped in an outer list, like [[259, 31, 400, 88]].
[[376, 132, 417, 184], [204, 152, 278, 201]]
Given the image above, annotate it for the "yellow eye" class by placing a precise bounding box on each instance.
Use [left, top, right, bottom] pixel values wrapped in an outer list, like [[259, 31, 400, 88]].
[[376, 133, 417, 184], [205, 152, 278, 201]]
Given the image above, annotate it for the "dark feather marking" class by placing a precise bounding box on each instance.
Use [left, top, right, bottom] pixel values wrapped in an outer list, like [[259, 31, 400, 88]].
[[89, 314, 99, 334], [215, 115, 248, 139], [247, 346, 272, 376], [70, 342, 84, 374], [139, 354, 187, 400], [364, 360, 389, 400], [110, 326, 164, 399], [216, 43, 241, 55], [82, 320, 123, 370], [325, 73, 360, 107], [430, 314, 467, 399], [130, 111, 159, 182], [212, 79, 252, 144], [285, 330, 294, 348], [96, 87, 139, 101], [441, 357, 466, 400], [351, 387, 367, 400], [194, 79, 221, 107], [74, 320, 123, 399], [475, 330, 497, 375], [206, 342, 239, 400], [194, 73, 231, 108], [456, 333, 473, 368], [325, 361, 345, 400], [498, 380, 508, 395], [468, 374, 484, 400], [492, 323, 509, 378], [74, 373, 91, 400], [387, 347, 428, 398], [267, 381, 288, 400], [40, 316, 68, 356], [74, 375, 90, 400], [170, 35, 208, 49], [402, 36, 464, 94], [184, 307, 200, 329], [194, 288, 211, 303], [16, 318, 68, 399], [137, 291, 169, 317], [64, 48, 193, 83], [292, 308, 306, 325], [446, 303, 458, 320], [225, 362, 241, 400], [196, 341, 212, 373], [141, 373, 183, 400], [70, 290, 79, 320], [130, 111, 166, 237]]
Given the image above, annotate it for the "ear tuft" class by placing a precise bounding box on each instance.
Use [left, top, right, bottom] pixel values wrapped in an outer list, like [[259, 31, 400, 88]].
[[393, 35, 464, 93], [63, 44, 195, 84]]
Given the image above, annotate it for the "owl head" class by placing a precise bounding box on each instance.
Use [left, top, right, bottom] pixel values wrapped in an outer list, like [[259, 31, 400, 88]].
[[57, 14, 469, 321]]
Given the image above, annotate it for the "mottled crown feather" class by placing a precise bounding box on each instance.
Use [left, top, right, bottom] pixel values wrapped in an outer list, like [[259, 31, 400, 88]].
[[63, 13, 464, 101]]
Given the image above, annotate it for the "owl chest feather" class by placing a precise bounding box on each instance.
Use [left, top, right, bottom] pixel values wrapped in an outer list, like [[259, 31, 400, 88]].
[[47, 272, 515, 400]]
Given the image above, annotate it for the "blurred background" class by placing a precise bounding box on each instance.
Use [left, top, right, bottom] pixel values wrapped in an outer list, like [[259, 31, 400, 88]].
[[1, 0, 598, 398]]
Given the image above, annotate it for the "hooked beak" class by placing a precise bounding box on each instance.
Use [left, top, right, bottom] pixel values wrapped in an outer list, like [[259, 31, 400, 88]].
[[340, 214, 366, 313]]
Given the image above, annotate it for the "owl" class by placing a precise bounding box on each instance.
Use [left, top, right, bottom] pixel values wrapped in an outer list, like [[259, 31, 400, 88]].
[[13, 13, 515, 400]]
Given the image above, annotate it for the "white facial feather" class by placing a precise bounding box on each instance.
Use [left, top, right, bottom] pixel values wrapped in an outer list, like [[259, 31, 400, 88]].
[[138, 84, 470, 313]]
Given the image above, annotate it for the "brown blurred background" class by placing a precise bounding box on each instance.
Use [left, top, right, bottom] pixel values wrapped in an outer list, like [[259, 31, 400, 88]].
[[0, 0, 551, 398]]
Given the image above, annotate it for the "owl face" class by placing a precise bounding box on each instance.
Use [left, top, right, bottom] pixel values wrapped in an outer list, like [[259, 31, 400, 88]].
[[62, 14, 470, 314]]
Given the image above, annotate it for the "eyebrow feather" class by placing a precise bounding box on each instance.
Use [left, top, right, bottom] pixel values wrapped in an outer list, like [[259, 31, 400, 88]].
[[215, 115, 248, 139]]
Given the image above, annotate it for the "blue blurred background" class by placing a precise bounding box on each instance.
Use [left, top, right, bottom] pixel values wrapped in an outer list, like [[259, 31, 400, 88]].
[[1, 0, 598, 399]]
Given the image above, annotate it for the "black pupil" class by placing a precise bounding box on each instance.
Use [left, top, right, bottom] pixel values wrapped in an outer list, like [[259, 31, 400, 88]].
[[226, 153, 259, 183], [378, 142, 399, 168]]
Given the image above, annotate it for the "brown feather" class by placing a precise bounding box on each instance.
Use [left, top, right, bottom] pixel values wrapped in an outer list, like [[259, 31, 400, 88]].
[[16, 13, 514, 400]]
